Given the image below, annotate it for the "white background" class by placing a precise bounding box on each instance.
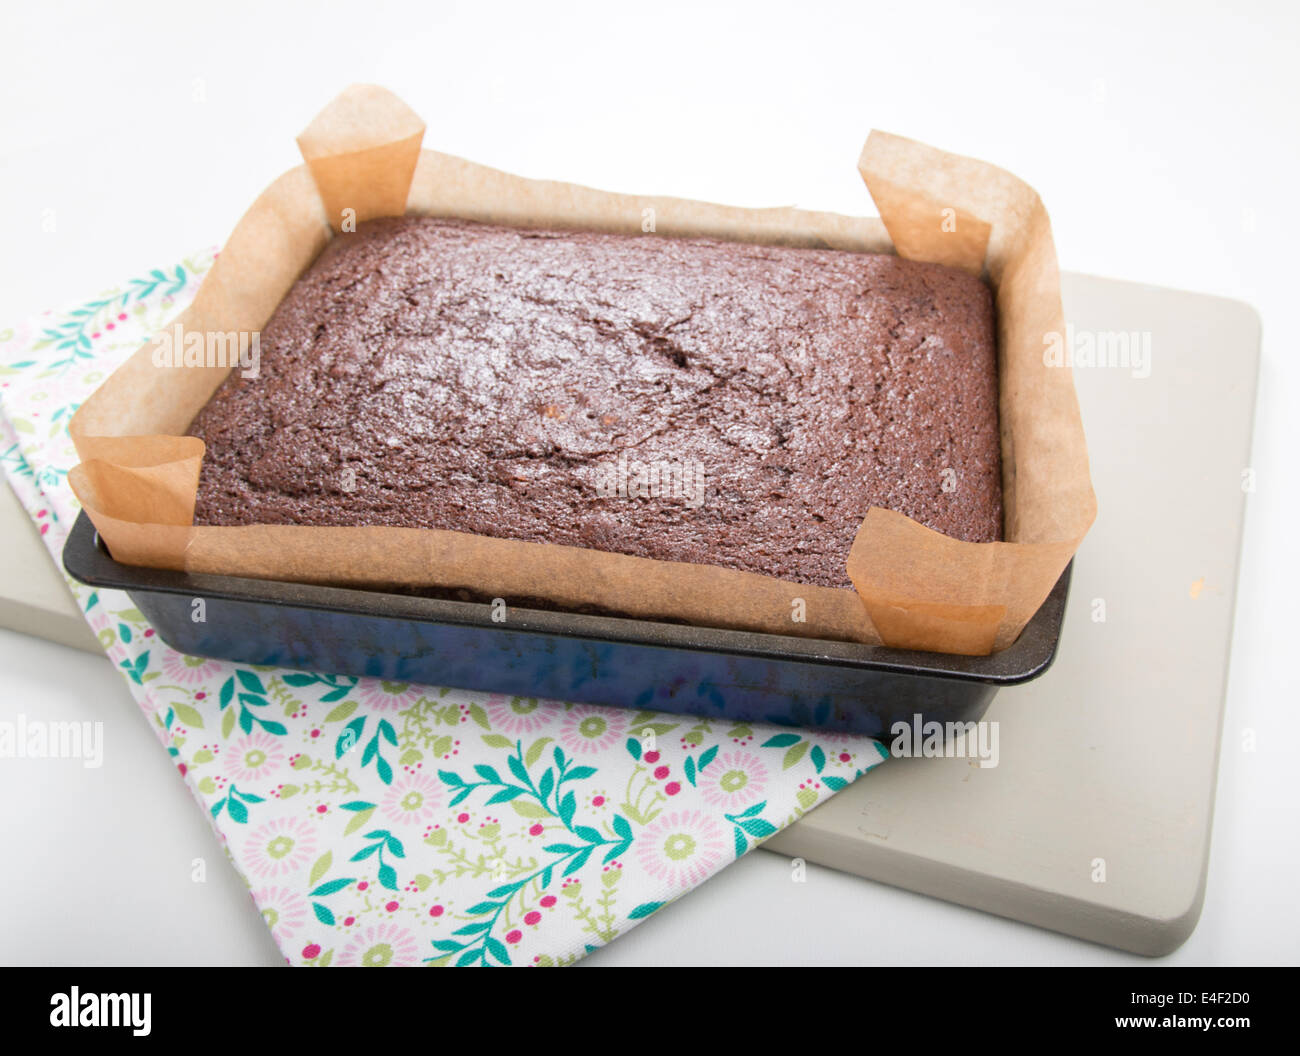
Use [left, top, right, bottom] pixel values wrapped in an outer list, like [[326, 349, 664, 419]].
[[0, 0, 1296, 965]]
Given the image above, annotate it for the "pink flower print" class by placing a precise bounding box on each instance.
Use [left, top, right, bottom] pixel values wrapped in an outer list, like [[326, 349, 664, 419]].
[[159, 647, 224, 685], [635, 810, 729, 890], [353, 678, 423, 712], [86, 603, 111, 634], [808, 732, 878, 769], [698, 750, 769, 811], [810, 731, 859, 747], [483, 694, 552, 737], [251, 885, 309, 946], [222, 731, 286, 784], [557, 704, 627, 755], [242, 816, 317, 879], [337, 922, 420, 967], [379, 771, 443, 829]]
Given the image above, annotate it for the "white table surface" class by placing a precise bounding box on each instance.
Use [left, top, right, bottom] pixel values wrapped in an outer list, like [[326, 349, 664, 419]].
[[0, 0, 1296, 966]]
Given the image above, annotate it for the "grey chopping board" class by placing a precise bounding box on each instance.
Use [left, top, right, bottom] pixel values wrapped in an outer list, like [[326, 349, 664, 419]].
[[767, 272, 1259, 956], [0, 476, 97, 653], [0, 271, 1259, 956]]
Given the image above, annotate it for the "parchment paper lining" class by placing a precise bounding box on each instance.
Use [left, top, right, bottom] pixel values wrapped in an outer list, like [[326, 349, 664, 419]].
[[69, 85, 1096, 656]]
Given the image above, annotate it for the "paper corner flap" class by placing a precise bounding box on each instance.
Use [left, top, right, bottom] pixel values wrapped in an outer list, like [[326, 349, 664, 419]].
[[66, 487, 193, 572], [296, 84, 427, 230], [846, 507, 1078, 656], [71, 433, 205, 469], [68, 437, 204, 529], [296, 84, 426, 158], [857, 130, 1003, 276]]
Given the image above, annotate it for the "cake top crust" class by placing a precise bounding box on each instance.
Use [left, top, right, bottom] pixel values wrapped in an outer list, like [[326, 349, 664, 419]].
[[188, 216, 1002, 590]]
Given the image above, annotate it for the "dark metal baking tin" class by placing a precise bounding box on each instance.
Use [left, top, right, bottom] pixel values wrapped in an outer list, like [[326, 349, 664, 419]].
[[63, 510, 1070, 736]]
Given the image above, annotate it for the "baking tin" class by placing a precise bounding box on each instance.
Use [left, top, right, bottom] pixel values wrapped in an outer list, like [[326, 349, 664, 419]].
[[63, 510, 1070, 736]]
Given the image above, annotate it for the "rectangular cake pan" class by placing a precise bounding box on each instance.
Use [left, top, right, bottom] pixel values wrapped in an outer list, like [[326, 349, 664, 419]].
[[63, 510, 1070, 737]]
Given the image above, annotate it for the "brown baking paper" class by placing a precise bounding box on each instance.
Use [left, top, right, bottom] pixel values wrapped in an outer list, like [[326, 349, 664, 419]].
[[69, 84, 1095, 655]]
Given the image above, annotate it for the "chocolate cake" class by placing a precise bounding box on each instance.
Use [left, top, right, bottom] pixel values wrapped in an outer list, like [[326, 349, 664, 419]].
[[187, 216, 1001, 590]]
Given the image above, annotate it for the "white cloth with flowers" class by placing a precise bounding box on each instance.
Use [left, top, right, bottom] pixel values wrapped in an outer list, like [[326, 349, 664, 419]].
[[0, 251, 886, 966]]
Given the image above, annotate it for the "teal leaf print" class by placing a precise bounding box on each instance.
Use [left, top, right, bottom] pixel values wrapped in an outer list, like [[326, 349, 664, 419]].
[[218, 672, 286, 736], [336, 716, 395, 784], [336, 716, 365, 758], [425, 738, 646, 965], [210, 783, 263, 825], [119, 652, 149, 685], [350, 829, 403, 890], [307, 860, 356, 927], [236, 669, 266, 695], [282, 671, 358, 702], [28, 261, 197, 374], [722, 800, 774, 858]]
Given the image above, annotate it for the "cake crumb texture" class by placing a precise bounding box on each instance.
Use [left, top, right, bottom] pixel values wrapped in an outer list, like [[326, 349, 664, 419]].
[[188, 216, 1001, 590]]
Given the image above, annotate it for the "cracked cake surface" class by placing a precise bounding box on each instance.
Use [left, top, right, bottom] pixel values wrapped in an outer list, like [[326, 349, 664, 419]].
[[188, 215, 1002, 590]]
